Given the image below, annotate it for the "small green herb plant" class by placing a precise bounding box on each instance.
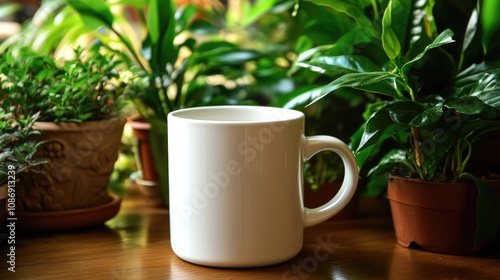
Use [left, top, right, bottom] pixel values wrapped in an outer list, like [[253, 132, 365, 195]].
[[0, 113, 48, 186], [0, 45, 127, 122]]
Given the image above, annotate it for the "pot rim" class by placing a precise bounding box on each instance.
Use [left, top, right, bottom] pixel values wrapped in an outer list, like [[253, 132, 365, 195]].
[[388, 175, 500, 186], [33, 117, 126, 131], [387, 175, 500, 210], [127, 115, 151, 130]]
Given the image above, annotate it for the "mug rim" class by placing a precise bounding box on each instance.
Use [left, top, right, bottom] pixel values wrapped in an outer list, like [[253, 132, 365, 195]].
[[168, 105, 304, 124]]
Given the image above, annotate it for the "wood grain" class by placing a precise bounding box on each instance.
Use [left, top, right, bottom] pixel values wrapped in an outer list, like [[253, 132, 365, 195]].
[[1, 185, 499, 279]]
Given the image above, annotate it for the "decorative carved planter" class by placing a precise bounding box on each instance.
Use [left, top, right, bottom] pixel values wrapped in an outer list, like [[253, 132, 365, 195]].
[[17, 118, 126, 212]]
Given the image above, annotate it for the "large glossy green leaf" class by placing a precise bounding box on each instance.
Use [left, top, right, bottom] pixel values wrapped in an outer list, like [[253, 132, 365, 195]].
[[481, 0, 500, 52], [193, 41, 262, 66], [357, 109, 395, 153], [368, 149, 412, 177], [241, 0, 278, 27], [445, 96, 497, 118], [470, 73, 500, 110], [350, 123, 378, 170], [147, 0, 176, 74], [389, 101, 443, 127], [298, 55, 383, 76], [389, 0, 412, 53], [273, 86, 323, 109], [462, 6, 479, 57], [454, 61, 500, 87], [448, 73, 500, 118], [67, 0, 114, 29], [401, 29, 455, 76], [314, 72, 402, 104], [292, 26, 376, 74], [302, 0, 372, 27], [381, 0, 401, 60]]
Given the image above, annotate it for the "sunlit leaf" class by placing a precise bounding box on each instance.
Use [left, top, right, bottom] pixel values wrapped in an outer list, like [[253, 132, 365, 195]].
[[299, 55, 382, 76], [389, 101, 442, 127], [67, 0, 114, 29], [381, 0, 401, 60], [401, 28, 455, 75], [481, 0, 500, 51], [312, 72, 402, 105], [358, 109, 395, 152], [303, 0, 372, 27]]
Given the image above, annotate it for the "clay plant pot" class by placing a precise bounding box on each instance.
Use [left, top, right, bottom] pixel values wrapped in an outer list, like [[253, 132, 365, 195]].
[[304, 182, 358, 220], [128, 117, 158, 183], [17, 118, 126, 212], [128, 117, 169, 207], [387, 176, 500, 254]]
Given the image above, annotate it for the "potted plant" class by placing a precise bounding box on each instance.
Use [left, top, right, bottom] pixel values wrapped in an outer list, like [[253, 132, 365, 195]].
[[0, 45, 128, 230], [290, 0, 500, 254], [2, 0, 278, 206], [0, 113, 47, 232]]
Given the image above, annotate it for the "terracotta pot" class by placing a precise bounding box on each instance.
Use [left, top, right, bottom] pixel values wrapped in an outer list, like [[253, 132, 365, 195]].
[[387, 176, 500, 254], [128, 117, 169, 207], [304, 182, 358, 220], [128, 118, 158, 182], [17, 118, 126, 212], [0, 185, 7, 229]]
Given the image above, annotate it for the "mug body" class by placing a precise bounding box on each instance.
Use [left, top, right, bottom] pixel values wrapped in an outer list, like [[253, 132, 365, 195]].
[[168, 106, 305, 267]]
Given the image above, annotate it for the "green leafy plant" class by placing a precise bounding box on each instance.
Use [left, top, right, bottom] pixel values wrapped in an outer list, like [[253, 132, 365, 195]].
[[0, 45, 127, 122], [2, 0, 273, 119], [0, 113, 48, 186], [270, 0, 373, 188], [295, 0, 500, 182], [7, 0, 294, 203], [292, 0, 500, 248]]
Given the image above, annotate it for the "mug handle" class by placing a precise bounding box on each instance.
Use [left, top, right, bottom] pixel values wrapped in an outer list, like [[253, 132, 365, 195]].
[[302, 135, 359, 227]]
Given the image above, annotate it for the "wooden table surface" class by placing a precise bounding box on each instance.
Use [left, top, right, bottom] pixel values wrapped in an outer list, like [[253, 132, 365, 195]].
[[1, 185, 500, 280]]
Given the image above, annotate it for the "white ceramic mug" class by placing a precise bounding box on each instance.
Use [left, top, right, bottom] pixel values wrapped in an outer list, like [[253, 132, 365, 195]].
[[168, 106, 358, 267]]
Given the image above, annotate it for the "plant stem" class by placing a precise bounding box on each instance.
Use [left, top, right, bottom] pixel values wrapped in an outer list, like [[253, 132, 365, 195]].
[[411, 126, 424, 179], [455, 139, 463, 177], [460, 141, 473, 175], [110, 27, 148, 72], [371, 0, 380, 19], [157, 87, 172, 119]]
